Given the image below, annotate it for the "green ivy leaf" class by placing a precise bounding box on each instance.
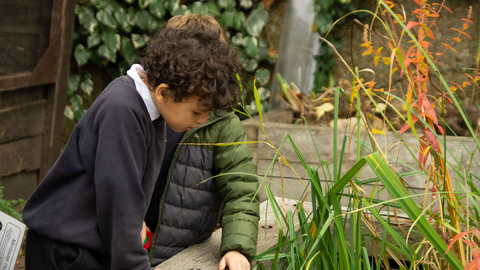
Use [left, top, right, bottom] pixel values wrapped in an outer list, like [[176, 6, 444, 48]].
[[74, 44, 91, 67], [64, 106, 74, 121], [127, 7, 136, 27], [257, 39, 269, 61], [75, 5, 86, 15], [98, 44, 117, 63], [255, 68, 270, 86], [221, 11, 234, 28], [90, 0, 108, 9], [233, 11, 245, 31], [135, 10, 152, 30], [172, 5, 190, 16], [97, 9, 117, 29], [240, 0, 253, 9], [206, 3, 220, 16], [243, 59, 258, 72], [121, 37, 135, 61], [244, 36, 258, 58], [131, 33, 149, 49], [192, 2, 208, 14], [115, 11, 131, 33], [245, 3, 269, 37], [217, 0, 235, 11], [119, 59, 131, 77], [319, 0, 334, 9], [246, 100, 258, 115], [148, 19, 162, 33], [124, 0, 135, 4], [258, 87, 270, 101], [87, 35, 101, 49], [315, 11, 333, 34], [79, 12, 98, 33], [101, 28, 121, 52], [68, 72, 80, 97], [81, 78, 94, 97], [139, 0, 150, 9], [231, 33, 245, 46], [70, 95, 85, 122], [166, 0, 179, 11], [149, 0, 166, 19]]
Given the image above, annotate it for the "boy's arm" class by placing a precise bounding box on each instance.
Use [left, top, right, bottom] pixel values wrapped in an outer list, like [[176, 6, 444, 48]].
[[213, 115, 260, 261], [84, 102, 156, 270]]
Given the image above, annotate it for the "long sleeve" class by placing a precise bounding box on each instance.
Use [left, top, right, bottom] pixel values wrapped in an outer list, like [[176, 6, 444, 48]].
[[213, 116, 260, 261]]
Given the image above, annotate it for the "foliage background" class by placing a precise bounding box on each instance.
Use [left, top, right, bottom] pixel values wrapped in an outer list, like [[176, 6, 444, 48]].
[[67, 0, 278, 124]]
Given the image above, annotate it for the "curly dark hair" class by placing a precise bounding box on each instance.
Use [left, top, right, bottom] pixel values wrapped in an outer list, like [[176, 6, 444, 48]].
[[141, 19, 240, 114]]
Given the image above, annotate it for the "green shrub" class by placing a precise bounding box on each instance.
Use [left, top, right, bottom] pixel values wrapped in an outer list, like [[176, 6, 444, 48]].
[[0, 185, 25, 222]]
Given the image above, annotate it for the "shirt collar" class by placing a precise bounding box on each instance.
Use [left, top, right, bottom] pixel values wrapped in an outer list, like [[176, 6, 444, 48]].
[[126, 64, 160, 121]]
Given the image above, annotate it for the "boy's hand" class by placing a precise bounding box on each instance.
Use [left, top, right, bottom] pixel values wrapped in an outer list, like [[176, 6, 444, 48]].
[[219, 251, 250, 270], [141, 221, 151, 243]]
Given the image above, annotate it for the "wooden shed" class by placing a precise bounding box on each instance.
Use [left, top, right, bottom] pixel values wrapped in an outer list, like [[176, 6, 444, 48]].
[[0, 0, 76, 200]]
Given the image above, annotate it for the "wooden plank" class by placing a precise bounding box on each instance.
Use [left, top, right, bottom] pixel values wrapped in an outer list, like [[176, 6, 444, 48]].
[[0, 135, 42, 177], [0, 170, 38, 200], [0, 85, 45, 110], [0, 100, 46, 143], [157, 197, 311, 270]]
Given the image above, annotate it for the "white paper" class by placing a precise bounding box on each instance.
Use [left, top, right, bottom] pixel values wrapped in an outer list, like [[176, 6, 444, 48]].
[[0, 211, 26, 270]]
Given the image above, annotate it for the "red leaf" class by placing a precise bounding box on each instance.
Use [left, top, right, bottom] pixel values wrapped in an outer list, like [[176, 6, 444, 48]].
[[399, 115, 419, 134], [406, 21, 420, 30], [445, 231, 468, 254], [425, 129, 439, 151], [419, 134, 429, 169], [473, 247, 480, 270]]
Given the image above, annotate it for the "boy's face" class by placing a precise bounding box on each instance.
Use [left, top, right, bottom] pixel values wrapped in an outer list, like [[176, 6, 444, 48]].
[[151, 84, 210, 132]]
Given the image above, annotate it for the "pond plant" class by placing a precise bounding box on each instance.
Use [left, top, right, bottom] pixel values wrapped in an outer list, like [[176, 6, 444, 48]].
[[247, 0, 480, 269]]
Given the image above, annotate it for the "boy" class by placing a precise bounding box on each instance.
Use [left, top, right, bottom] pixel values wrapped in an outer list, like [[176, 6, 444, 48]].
[[23, 15, 259, 270], [142, 15, 259, 270]]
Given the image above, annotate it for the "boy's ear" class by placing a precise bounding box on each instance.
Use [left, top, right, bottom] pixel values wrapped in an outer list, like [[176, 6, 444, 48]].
[[154, 83, 169, 104]]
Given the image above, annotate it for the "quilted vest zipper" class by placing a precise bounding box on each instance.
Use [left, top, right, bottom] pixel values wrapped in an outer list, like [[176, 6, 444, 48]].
[[148, 112, 232, 262]]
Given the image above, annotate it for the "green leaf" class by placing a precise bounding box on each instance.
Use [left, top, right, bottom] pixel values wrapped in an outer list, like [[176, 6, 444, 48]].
[[90, 0, 108, 9], [318, 0, 334, 9], [206, 3, 220, 16], [221, 11, 234, 28], [96, 9, 117, 29], [149, 0, 166, 18], [148, 19, 162, 33], [139, 0, 150, 9], [257, 40, 269, 61], [166, 0, 179, 11], [243, 59, 258, 72], [87, 34, 101, 48], [255, 68, 270, 86], [315, 11, 333, 35], [135, 10, 152, 30], [101, 28, 121, 52], [119, 59, 131, 77], [191, 2, 208, 14], [98, 44, 117, 63], [71, 95, 86, 122], [81, 78, 94, 97], [74, 44, 91, 67], [217, 0, 235, 11], [127, 7, 136, 26], [231, 33, 245, 46], [124, 0, 135, 4], [75, 5, 86, 15], [233, 11, 245, 31], [245, 3, 269, 37], [79, 12, 98, 33], [244, 36, 258, 58], [121, 37, 135, 61], [68, 72, 80, 97], [172, 5, 190, 16], [239, 0, 252, 9], [257, 87, 270, 100], [131, 33, 149, 49], [115, 11, 131, 32], [64, 106, 74, 121]]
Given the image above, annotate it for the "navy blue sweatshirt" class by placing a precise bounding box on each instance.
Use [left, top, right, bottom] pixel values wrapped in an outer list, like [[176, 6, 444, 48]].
[[23, 76, 165, 270]]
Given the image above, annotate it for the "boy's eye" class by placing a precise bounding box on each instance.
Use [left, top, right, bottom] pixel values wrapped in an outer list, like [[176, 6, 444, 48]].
[[193, 111, 201, 115]]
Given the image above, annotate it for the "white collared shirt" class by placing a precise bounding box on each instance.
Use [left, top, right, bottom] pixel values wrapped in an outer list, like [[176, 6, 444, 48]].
[[126, 64, 160, 121]]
